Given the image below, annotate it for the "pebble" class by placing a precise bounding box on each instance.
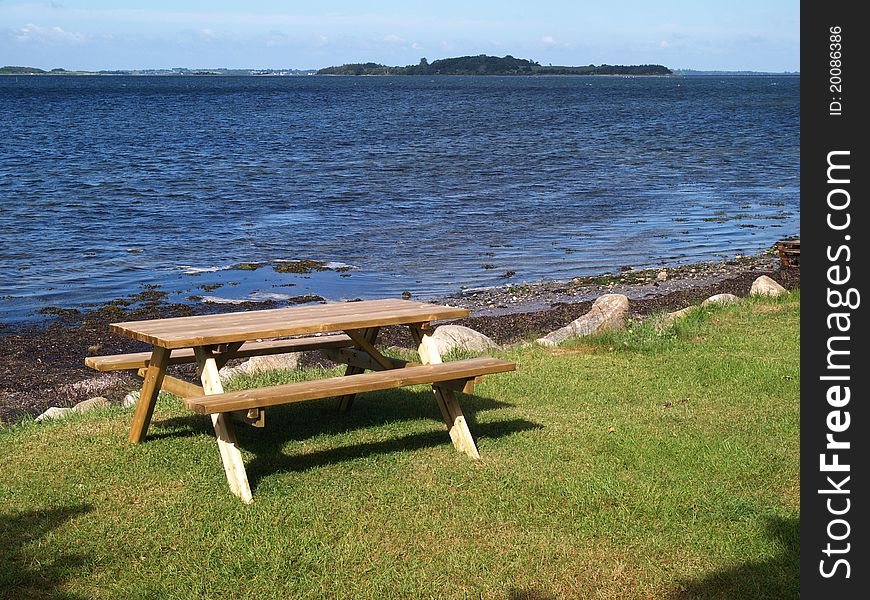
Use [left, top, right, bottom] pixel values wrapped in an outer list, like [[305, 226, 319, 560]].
[[123, 390, 140, 408]]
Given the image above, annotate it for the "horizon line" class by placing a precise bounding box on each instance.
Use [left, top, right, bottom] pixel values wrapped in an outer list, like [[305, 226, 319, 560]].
[[1, 64, 802, 75]]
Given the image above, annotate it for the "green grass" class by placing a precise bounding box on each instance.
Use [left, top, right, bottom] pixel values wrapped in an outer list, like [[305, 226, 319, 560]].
[[0, 292, 800, 599]]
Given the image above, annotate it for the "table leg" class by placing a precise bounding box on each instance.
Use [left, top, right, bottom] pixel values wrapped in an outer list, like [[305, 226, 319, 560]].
[[409, 324, 481, 460], [128, 346, 170, 444], [337, 326, 380, 413], [195, 346, 253, 504]]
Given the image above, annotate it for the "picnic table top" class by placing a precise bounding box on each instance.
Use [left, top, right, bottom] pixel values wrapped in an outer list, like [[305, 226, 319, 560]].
[[109, 298, 469, 349]]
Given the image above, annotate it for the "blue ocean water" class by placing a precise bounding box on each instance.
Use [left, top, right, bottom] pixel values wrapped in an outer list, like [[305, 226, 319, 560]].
[[0, 75, 799, 322]]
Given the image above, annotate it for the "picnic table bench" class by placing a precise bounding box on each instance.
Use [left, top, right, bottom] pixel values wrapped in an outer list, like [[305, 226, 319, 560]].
[[86, 299, 515, 503]]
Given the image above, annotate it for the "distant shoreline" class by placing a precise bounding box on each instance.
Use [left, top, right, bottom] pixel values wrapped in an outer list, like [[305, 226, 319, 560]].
[[0, 70, 801, 78], [3, 55, 676, 77], [0, 71, 800, 78], [1, 70, 677, 78]]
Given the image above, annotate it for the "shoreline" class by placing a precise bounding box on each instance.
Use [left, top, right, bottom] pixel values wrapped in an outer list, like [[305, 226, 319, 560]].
[[0, 253, 799, 424], [437, 253, 784, 316]]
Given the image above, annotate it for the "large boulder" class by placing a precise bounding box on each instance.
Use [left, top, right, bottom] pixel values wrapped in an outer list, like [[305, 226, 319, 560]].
[[701, 293, 739, 306], [72, 396, 110, 414], [35, 406, 72, 421], [219, 352, 301, 382], [429, 325, 499, 356], [750, 275, 787, 297], [536, 294, 629, 347]]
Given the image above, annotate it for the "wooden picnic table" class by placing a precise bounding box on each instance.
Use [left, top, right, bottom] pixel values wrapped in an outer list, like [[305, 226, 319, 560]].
[[87, 299, 515, 503]]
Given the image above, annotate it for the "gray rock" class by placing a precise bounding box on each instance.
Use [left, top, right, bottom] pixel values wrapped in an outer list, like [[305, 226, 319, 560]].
[[72, 396, 110, 414], [536, 294, 629, 347], [35, 406, 72, 421], [429, 325, 499, 356], [122, 390, 140, 408], [219, 352, 301, 382], [662, 306, 695, 325], [701, 293, 739, 306], [750, 275, 787, 297]]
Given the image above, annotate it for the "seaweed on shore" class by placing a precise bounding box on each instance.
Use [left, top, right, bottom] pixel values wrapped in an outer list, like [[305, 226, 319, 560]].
[[231, 262, 264, 271], [129, 285, 168, 305], [287, 295, 327, 304], [273, 260, 329, 274], [36, 307, 81, 316]]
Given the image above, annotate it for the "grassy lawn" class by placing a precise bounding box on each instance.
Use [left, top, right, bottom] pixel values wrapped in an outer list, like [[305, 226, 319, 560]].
[[0, 292, 800, 599]]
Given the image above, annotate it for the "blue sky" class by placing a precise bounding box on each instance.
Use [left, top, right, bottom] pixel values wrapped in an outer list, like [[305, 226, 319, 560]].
[[0, 1, 799, 71]]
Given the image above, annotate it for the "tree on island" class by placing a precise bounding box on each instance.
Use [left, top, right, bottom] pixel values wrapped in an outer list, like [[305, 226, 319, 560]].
[[317, 55, 672, 76], [0, 66, 47, 74]]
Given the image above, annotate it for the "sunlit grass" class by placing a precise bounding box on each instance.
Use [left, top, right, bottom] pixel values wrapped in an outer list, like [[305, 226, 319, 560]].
[[0, 291, 799, 599]]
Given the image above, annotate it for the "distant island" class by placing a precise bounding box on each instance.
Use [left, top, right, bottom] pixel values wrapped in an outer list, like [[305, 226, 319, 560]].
[[1, 56, 672, 77], [674, 69, 799, 76], [318, 55, 672, 76], [1, 66, 65, 74], [0, 66, 317, 76]]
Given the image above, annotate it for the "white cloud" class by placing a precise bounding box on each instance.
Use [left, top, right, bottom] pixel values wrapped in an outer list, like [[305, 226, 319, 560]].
[[659, 40, 670, 48], [411, 42, 422, 50], [13, 23, 85, 44], [538, 35, 575, 50], [382, 33, 404, 44]]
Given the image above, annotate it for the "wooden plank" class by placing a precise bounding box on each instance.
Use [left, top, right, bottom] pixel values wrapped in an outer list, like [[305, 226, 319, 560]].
[[133, 368, 263, 428], [317, 347, 486, 393], [111, 301, 429, 336], [128, 346, 170, 444], [213, 341, 244, 370], [115, 304, 467, 349], [195, 346, 253, 504], [136, 368, 203, 398], [321, 347, 413, 372], [412, 328, 441, 365], [410, 325, 481, 459], [436, 377, 480, 394], [230, 408, 265, 428], [344, 329, 394, 370], [437, 387, 480, 459], [86, 334, 354, 372], [409, 325, 460, 448], [109, 300, 469, 349], [114, 299, 419, 337], [336, 327, 380, 414], [184, 357, 515, 415]]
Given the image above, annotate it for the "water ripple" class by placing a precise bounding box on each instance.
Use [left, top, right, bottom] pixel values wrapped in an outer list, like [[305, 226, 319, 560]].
[[0, 75, 799, 321]]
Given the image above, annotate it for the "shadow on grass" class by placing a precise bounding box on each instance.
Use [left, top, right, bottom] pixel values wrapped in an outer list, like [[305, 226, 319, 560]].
[[669, 515, 799, 599], [244, 389, 539, 488], [246, 416, 542, 488], [150, 386, 512, 445], [151, 388, 540, 490], [0, 505, 93, 600]]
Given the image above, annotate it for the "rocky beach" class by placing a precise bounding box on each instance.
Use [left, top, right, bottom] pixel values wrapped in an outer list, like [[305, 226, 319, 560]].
[[0, 252, 799, 424]]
